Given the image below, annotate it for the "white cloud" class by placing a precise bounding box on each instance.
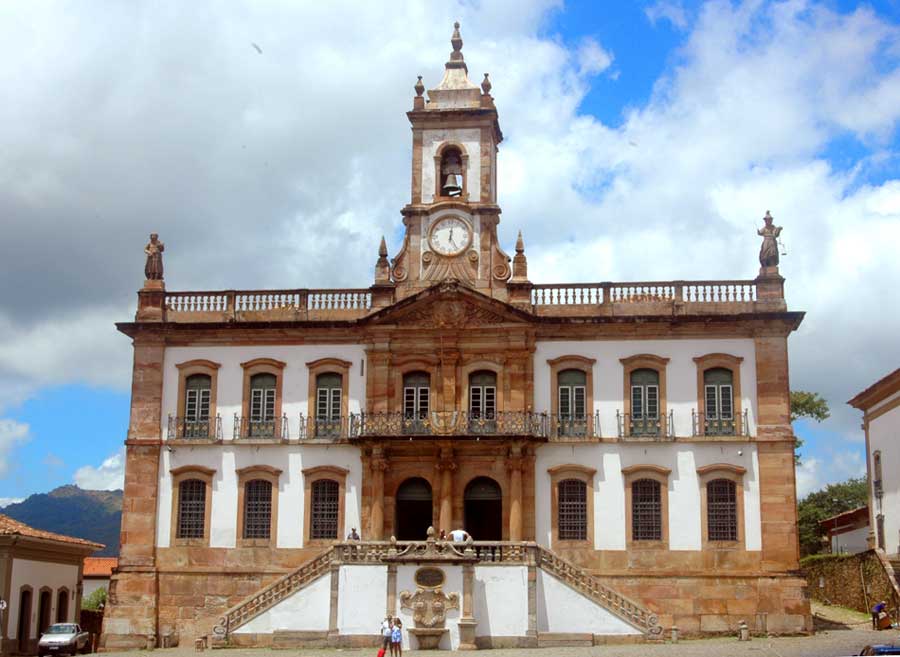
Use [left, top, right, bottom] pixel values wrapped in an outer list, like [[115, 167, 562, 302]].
[[73, 450, 125, 491], [0, 497, 24, 508], [796, 457, 821, 499], [0, 419, 29, 477], [0, 0, 896, 471], [645, 1, 689, 30]]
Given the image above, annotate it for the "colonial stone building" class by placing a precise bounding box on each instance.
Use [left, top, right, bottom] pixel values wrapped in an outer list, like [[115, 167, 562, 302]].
[[101, 25, 810, 650]]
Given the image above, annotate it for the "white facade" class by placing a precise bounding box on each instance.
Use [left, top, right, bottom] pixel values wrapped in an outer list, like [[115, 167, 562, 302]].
[[869, 389, 900, 554], [7, 558, 80, 641], [831, 526, 870, 555]]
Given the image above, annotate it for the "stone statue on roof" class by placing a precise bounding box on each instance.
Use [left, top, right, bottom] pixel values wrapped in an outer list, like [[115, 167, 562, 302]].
[[144, 233, 165, 281], [757, 211, 781, 268]]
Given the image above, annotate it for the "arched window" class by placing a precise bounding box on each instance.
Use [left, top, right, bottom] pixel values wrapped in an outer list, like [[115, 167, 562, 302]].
[[704, 368, 734, 435], [56, 589, 69, 623], [311, 479, 340, 539], [631, 479, 662, 541], [439, 146, 464, 197], [706, 478, 738, 541], [558, 479, 587, 540], [176, 479, 207, 539], [558, 369, 587, 436], [469, 370, 497, 432], [243, 479, 273, 540], [249, 373, 277, 437], [316, 372, 343, 437], [184, 373, 212, 438], [403, 372, 430, 433], [630, 369, 659, 436]]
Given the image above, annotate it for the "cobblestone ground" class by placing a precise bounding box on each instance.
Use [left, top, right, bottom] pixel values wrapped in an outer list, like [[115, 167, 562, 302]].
[[97, 627, 900, 657]]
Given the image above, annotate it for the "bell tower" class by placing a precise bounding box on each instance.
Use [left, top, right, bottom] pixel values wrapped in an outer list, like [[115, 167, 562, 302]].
[[389, 23, 512, 300]]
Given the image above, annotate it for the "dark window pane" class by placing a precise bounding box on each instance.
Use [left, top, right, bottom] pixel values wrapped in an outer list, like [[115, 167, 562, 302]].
[[707, 479, 737, 541], [631, 479, 662, 541], [244, 479, 272, 539], [177, 479, 206, 539], [558, 479, 587, 540], [311, 479, 339, 539]]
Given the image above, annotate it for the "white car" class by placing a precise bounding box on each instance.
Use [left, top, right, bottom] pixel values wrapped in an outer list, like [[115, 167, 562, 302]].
[[38, 624, 91, 656]]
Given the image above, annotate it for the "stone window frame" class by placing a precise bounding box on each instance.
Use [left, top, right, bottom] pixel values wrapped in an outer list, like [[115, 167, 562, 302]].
[[622, 464, 671, 549], [693, 353, 744, 435], [306, 358, 352, 437], [620, 354, 670, 437], [433, 141, 470, 201], [392, 356, 439, 413], [697, 463, 746, 550], [236, 465, 282, 547], [547, 464, 596, 548], [302, 465, 349, 546], [170, 465, 215, 546], [240, 358, 287, 438], [459, 360, 505, 413], [547, 356, 596, 437], [174, 359, 221, 439]]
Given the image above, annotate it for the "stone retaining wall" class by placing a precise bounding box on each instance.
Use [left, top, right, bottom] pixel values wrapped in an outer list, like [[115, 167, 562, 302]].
[[801, 550, 900, 615]]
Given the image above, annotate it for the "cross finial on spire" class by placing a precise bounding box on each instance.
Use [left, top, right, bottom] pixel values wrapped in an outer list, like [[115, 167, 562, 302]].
[[515, 230, 524, 255], [448, 22, 466, 68]]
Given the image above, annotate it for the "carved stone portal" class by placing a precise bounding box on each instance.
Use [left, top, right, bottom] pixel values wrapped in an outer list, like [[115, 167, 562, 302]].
[[400, 566, 460, 649]]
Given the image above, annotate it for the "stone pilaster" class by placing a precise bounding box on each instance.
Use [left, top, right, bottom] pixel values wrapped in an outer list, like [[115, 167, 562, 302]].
[[437, 446, 456, 533], [370, 449, 388, 540], [507, 445, 524, 541], [328, 563, 340, 640], [100, 335, 164, 650], [386, 564, 398, 616]]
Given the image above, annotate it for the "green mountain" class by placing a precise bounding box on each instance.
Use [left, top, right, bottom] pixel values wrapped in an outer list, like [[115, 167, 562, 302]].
[[2, 485, 122, 556]]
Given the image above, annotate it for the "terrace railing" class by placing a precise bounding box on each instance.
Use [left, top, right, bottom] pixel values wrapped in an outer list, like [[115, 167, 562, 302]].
[[616, 411, 675, 440], [691, 409, 750, 437], [349, 411, 548, 438], [233, 415, 290, 440], [166, 415, 222, 441]]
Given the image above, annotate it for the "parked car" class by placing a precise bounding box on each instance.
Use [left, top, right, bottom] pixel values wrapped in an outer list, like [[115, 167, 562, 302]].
[[37, 624, 91, 656], [860, 645, 900, 655]]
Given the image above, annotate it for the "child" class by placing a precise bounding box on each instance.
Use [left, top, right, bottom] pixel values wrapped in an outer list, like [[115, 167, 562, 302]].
[[391, 617, 402, 657]]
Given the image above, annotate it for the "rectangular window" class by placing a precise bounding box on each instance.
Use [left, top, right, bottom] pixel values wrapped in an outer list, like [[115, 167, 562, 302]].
[[251, 388, 275, 421], [404, 387, 429, 417], [707, 479, 738, 541], [632, 479, 662, 541], [470, 386, 496, 418], [558, 479, 587, 541], [177, 479, 206, 539], [311, 480, 340, 539]]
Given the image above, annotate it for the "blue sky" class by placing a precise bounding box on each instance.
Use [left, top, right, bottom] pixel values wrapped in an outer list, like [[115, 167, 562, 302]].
[[1, 0, 899, 503]]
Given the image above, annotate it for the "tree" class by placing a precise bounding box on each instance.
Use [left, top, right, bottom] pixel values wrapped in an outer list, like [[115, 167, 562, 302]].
[[790, 390, 831, 464], [797, 477, 868, 556], [82, 586, 107, 611]]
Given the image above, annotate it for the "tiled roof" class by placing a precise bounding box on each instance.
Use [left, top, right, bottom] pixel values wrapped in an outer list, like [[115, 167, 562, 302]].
[[0, 513, 104, 549], [83, 556, 118, 577], [848, 368, 900, 410]]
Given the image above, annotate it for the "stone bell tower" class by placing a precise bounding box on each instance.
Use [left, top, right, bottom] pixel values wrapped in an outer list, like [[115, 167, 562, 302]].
[[388, 23, 512, 300]]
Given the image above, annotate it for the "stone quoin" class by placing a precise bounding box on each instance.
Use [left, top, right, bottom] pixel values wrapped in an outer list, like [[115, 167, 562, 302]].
[[101, 23, 810, 651]]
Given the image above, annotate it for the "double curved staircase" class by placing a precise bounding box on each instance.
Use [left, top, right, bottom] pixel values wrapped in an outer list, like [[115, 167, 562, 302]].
[[210, 540, 662, 643]]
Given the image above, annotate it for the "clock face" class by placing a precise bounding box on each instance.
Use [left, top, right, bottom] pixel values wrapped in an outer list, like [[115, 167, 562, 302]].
[[429, 216, 471, 256]]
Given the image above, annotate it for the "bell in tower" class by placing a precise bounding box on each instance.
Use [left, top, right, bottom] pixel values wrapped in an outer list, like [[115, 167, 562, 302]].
[[440, 147, 463, 197]]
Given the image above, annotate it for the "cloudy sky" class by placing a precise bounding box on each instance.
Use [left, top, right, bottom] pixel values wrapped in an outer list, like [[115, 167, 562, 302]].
[[1, 0, 898, 504]]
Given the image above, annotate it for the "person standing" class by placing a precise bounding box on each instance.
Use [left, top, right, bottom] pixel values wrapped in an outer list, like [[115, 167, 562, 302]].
[[347, 527, 361, 540], [391, 618, 402, 657], [380, 615, 393, 653]]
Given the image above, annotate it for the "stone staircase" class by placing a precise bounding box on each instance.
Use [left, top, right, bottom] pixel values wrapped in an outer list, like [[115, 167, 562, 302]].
[[209, 540, 662, 644]]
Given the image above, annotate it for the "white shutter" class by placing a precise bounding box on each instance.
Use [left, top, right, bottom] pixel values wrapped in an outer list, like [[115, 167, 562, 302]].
[[631, 385, 643, 419], [573, 385, 585, 418], [185, 389, 199, 421], [719, 384, 733, 419], [418, 387, 429, 416], [470, 386, 483, 416], [559, 386, 571, 417], [705, 385, 719, 419], [646, 385, 659, 419], [484, 386, 496, 418], [330, 388, 342, 420]]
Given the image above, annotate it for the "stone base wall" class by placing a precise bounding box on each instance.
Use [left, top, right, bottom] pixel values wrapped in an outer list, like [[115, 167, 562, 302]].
[[597, 574, 811, 637], [99, 570, 158, 651], [801, 549, 900, 615]]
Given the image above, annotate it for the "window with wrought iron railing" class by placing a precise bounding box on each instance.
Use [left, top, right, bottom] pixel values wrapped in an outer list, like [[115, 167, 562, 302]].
[[707, 479, 738, 541], [558, 479, 587, 540], [177, 479, 206, 539]]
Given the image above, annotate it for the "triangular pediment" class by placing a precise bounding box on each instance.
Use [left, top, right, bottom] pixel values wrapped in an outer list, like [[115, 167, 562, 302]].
[[363, 281, 533, 328]]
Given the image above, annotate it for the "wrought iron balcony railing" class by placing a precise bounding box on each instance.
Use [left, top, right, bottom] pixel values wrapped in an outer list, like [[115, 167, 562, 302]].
[[349, 411, 548, 438], [548, 413, 600, 439], [616, 411, 674, 439], [233, 415, 290, 440], [167, 415, 222, 440], [691, 409, 750, 437]]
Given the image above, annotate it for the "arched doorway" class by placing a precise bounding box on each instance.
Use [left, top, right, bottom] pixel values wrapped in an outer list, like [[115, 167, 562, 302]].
[[38, 588, 52, 636], [464, 477, 502, 541], [18, 587, 33, 653], [395, 478, 433, 540]]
